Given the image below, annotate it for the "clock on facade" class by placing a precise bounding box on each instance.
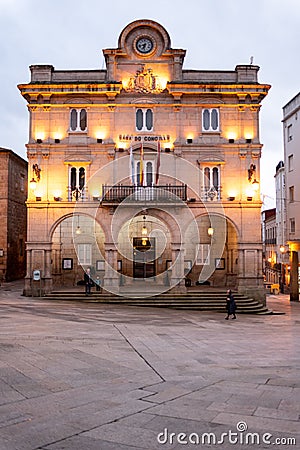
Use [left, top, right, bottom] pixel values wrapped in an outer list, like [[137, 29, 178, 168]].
[[135, 37, 154, 54]]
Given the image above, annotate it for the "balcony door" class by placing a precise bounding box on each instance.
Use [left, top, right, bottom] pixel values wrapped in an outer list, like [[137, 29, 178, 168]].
[[133, 237, 155, 278], [136, 160, 154, 186]]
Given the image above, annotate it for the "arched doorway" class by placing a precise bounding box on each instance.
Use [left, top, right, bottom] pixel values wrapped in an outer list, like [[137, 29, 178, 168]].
[[184, 214, 238, 288], [116, 213, 172, 282], [51, 214, 105, 288]]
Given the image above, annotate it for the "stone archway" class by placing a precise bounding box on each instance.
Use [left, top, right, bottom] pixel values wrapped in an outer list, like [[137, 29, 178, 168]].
[[51, 214, 106, 288], [105, 205, 191, 296], [184, 213, 239, 288]]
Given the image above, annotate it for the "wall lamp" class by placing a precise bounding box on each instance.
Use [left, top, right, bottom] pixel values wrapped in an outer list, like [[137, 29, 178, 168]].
[[29, 178, 37, 190], [247, 196, 253, 201], [246, 138, 252, 144], [186, 138, 193, 144], [228, 196, 235, 201], [141, 215, 148, 246], [118, 147, 125, 152], [97, 138, 103, 144], [208, 227, 214, 237], [36, 138, 43, 144], [54, 138, 60, 143], [252, 179, 259, 191], [54, 196, 62, 201], [165, 147, 171, 153], [228, 138, 235, 144]]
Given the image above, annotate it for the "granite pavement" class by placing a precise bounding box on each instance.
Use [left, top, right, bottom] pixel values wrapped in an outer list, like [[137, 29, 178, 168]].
[[0, 281, 299, 449]]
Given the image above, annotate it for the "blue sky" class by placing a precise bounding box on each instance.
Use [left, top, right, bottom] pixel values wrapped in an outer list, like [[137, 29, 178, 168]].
[[1, 0, 299, 209]]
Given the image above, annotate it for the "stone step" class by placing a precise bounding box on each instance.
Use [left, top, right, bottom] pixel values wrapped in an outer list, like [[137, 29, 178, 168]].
[[44, 291, 272, 314]]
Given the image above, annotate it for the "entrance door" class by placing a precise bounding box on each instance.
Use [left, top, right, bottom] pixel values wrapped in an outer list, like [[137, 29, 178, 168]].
[[133, 237, 155, 278]]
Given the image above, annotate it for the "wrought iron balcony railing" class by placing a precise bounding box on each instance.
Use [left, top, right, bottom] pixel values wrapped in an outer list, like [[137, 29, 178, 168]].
[[101, 184, 187, 203]]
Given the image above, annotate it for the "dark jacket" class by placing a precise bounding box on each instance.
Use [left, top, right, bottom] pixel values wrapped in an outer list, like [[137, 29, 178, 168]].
[[226, 292, 236, 314], [84, 272, 93, 286]]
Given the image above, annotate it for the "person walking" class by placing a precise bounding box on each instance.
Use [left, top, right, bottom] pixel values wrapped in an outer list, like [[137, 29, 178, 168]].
[[84, 267, 93, 296], [225, 289, 237, 320]]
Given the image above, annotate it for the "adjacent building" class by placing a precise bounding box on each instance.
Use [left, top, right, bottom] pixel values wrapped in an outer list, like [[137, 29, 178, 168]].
[[262, 208, 279, 285], [282, 92, 300, 300], [0, 148, 27, 282], [18, 19, 270, 300]]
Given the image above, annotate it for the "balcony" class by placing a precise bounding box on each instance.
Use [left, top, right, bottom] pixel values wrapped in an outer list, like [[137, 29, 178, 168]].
[[101, 184, 187, 204]]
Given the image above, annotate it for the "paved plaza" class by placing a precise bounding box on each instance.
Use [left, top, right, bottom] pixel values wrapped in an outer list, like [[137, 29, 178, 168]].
[[0, 281, 299, 450]]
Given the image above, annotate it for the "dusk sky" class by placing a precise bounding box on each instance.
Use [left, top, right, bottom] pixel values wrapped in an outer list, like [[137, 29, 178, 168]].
[[1, 0, 299, 209]]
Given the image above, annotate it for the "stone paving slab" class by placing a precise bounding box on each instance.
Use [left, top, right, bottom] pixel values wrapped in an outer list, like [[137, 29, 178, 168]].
[[0, 284, 299, 449]]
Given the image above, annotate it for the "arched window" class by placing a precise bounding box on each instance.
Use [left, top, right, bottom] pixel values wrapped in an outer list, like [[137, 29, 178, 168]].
[[136, 161, 141, 185], [79, 167, 85, 189], [70, 109, 87, 132], [202, 108, 219, 132], [146, 109, 153, 131], [212, 167, 219, 189], [204, 167, 210, 189], [202, 166, 221, 201], [136, 109, 143, 131], [146, 161, 153, 186], [79, 109, 87, 131], [70, 109, 78, 131], [70, 167, 77, 191], [136, 108, 153, 131], [69, 166, 86, 201]]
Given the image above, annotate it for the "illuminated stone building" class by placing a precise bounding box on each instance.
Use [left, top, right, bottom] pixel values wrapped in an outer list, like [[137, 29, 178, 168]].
[[18, 19, 270, 300]]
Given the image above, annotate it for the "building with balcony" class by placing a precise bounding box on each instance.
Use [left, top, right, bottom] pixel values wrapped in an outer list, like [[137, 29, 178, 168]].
[[262, 208, 280, 285], [282, 92, 300, 300], [0, 148, 27, 282], [18, 19, 270, 299]]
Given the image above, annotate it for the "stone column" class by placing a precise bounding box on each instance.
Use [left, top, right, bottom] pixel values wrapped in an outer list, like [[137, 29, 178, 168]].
[[44, 245, 53, 294], [290, 250, 299, 302], [103, 243, 119, 294], [170, 243, 186, 293], [23, 242, 53, 296], [23, 245, 32, 296]]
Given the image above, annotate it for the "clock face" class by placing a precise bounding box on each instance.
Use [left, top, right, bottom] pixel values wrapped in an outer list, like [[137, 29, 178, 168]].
[[135, 37, 154, 54]]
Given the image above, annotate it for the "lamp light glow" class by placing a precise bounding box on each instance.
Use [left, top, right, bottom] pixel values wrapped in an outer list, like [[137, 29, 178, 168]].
[[141, 215, 148, 236], [208, 227, 214, 237], [29, 178, 37, 190]]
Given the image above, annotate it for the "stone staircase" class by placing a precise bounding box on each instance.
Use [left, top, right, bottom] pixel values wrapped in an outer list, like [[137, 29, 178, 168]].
[[43, 290, 272, 315]]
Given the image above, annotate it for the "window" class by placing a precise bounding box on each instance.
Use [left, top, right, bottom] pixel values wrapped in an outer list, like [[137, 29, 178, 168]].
[[69, 166, 86, 200], [77, 244, 92, 265], [202, 166, 221, 200], [196, 244, 210, 265], [136, 108, 153, 131], [288, 154, 293, 171], [202, 108, 219, 132], [290, 218, 295, 233], [70, 108, 87, 132], [289, 186, 294, 202], [287, 124, 293, 142], [20, 174, 25, 192], [146, 161, 153, 186], [136, 160, 154, 186]]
